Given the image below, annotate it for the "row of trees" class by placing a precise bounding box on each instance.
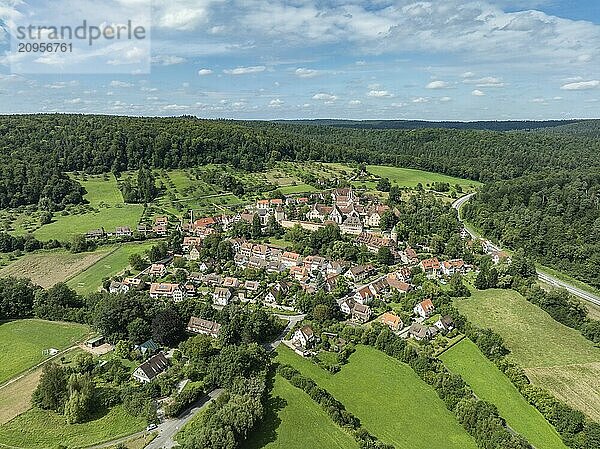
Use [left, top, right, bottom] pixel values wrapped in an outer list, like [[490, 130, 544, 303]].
[[179, 344, 271, 449]]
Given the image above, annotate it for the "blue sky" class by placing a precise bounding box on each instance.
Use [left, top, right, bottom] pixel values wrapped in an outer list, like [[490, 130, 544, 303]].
[[0, 0, 599, 120]]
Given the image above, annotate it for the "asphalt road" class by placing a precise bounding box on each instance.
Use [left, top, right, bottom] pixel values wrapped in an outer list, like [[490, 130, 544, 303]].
[[145, 388, 225, 449], [452, 193, 600, 307]]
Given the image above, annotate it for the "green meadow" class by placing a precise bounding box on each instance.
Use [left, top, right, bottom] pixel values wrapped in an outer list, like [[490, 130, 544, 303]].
[[366, 165, 481, 189], [67, 241, 157, 294], [276, 345, 477, 449], [440, 338, 566, 449], [455, 289, 600, 421], [0, 319, 89, 385]]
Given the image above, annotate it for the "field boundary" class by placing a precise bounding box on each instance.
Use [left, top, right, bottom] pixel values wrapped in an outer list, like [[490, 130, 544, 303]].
[[62, 245, 120, 285], [434, 334, 465, 356]]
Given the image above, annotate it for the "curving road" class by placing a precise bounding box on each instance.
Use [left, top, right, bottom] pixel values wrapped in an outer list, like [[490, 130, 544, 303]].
[[452, 194, 600, 307]]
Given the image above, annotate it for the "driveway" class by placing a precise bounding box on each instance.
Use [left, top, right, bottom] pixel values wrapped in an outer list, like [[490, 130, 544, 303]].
[[145, 388, 224, 449]]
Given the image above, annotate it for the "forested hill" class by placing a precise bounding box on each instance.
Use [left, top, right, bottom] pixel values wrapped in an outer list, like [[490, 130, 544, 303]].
[[463, 171, 600, 288], [274, 119, 581, 131], [533, 120, 600, 138], [1, 114, 600, 209]]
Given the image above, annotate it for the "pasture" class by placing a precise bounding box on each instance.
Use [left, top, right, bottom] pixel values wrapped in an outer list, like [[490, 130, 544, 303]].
[[67, 241, 157, 294], [0, 248, 111, 288], [455, 289, 600, 421], [0, 405, 145, 449], [440, 339, 566, 449], [276, 345, 477, 449], [366, 165, 481, 189], [0, 320, 89, 385], [33, 204, 144, 242], [244, 375, 359, 449], [32, 173, 144, 242]]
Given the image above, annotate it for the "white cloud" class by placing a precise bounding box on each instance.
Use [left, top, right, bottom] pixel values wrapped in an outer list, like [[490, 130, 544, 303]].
[[45, 81, 79, 89], [269, 98, 284, 107], [368, 90, 393, 98], [295, 68, 321, 78], [462, 72, 475, 78], [198, 68, 213, 76], [151, 55, 186, 66], [426, 81, 450, 89], [110, 80, 133, 88], [472, 89, 485, 96], [439, 96, 452, 102], [65, 98, 82, 104], [223, 66, 266, 75], [412, 97, 428, 103], [349, 100, 362, 105], [156, 2, 210, 31], [312, 93, 337, 101], [163, 104, 189, 111], [465, 76, 505, 88], [560, 80, 600, 90]]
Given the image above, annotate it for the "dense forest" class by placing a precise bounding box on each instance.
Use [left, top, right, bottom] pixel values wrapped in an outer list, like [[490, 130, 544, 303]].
[[463, 171, 600, 288], [2, 114, 600, 211]]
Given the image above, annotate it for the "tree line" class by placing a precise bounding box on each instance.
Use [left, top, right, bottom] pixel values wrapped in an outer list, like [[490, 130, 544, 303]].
[[2, 114, 600, 212]]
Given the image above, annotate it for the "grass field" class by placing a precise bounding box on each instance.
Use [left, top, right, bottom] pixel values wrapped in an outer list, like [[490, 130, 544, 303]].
[[244, 375, 359, 449], [0, 320, 90, 385], [67, 241, 156, 294], [277, 184, 317, 194], [34, 204, 144, 241], [366, 165, 481, 189], [75, 174, 125, 207], [276, 345, 477, 449], [33, 173, 144, 241], [0, 248, 112, 288], [0, 405, 145, 449], [440, 339, 566, 449], [455, 289, 600, 421]]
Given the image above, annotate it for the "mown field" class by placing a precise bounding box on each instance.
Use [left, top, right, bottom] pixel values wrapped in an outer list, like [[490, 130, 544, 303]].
[[0, 348, 84, 425], [366, 165, 481, 189], [33, 173, 144, 241], [33, 204, 144, 242], [0, 248, 112, 288], [440, 338, 566, 449], [240, 375, 360, 449], [0, 405, 145, 449], [455, 289, 600, 421], [67, 241, 156, 294], [276, 345, 477, 449], [0, 319, 90, 385]]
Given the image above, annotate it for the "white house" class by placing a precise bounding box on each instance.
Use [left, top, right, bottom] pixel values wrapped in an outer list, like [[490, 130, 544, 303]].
[[132, 352, 169, 383], [414, 298, 435, 318], [213, 287, 232, 306], [292, 325, 315, 350], [149, 283, 187, 301], [187, 316, 221, 338]]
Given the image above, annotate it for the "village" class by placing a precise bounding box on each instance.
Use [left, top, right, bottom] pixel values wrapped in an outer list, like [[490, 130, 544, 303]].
[[96, 186, 512, 383]]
